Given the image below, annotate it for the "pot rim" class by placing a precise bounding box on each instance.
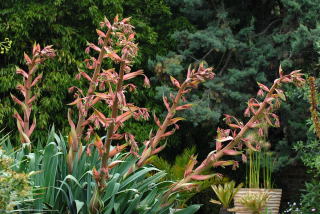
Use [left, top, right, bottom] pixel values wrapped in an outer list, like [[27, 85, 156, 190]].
[[238, 188, 282, 191]]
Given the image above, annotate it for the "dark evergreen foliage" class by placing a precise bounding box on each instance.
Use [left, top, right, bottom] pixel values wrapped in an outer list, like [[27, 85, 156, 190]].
[[151, 0, 320, 165]]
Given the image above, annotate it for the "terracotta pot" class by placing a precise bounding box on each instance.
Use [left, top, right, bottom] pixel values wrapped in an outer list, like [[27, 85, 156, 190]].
[[233, 188, 282, 214]]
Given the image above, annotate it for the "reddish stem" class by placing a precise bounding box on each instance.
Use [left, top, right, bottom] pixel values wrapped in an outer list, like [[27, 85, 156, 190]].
[[136, 82, 187, 168], [21, 63, 38, 143], [75, 29, 112, 141], [100, 61, 126, 187]]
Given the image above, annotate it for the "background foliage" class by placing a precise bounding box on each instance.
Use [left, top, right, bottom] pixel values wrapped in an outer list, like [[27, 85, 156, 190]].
[[0, 0, 180, 141]]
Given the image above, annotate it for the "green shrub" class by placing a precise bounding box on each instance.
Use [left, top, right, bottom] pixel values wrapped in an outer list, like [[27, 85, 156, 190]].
[[0, 144, 32, 213], [300, 180, 320, 213], [293, 77, 320, 213]]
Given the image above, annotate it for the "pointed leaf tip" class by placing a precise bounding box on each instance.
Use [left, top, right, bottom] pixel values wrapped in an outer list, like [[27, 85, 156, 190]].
[[170, 76, 181, 88]]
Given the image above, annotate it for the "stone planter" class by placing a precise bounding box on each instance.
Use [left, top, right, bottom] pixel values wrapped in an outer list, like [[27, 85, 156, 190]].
[[233, 188, 282, 214]]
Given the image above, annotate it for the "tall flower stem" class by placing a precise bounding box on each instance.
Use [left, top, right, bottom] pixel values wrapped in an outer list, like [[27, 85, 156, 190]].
[[75, 29, 112, 141], [100, 62, 126, 186], [12, 44, 55, 147], [137, 82, 187, 168]]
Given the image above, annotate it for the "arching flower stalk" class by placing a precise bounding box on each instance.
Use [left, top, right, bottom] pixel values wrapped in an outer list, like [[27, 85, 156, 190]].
[[161, 67, 305, 202], [131, 63, 215, 171]]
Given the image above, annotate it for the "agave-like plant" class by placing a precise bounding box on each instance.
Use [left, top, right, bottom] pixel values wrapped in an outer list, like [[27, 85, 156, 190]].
[[236, 192, 270, 214], [0, 128, 200, 214], [210, 181, 243, 211]]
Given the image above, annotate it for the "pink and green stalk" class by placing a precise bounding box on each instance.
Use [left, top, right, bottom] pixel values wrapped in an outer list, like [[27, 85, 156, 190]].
[[68, 16, 150, 182], [134, 63, 215, 170], [161, 67, 305, 201], [66, 24, 112, 172], [11, 44, 55, 147]]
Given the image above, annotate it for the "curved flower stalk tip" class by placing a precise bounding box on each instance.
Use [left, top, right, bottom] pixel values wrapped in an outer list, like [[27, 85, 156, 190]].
[[132, 63, 215, 170], [161, 67, 305, 202], [11, 44, 55, 146]]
